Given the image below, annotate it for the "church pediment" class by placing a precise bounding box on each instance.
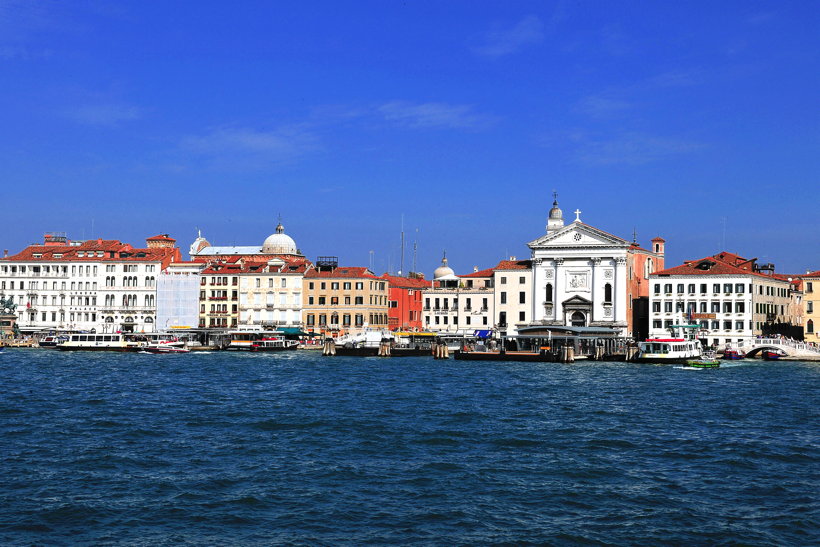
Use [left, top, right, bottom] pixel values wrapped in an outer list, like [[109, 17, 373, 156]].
[[528, 222, 630, 250], [562, 295, 592, 306]]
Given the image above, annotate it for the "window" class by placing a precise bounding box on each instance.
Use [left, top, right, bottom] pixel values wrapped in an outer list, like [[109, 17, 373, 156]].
[[700, 284, 707, 294], [735, 321, 744, 330], [519, 311, 525, 321], [343, 282, 351, 290], [699, 302, 707, 313], [724, 283, 733, 293], [331, 282, 339, 290], [736, 302, 745, 313], [318, 297, 326, 305], [807, 301, 813, 313], [355, 296, 363, 305], [654, 284, 660, 295], [500, 277, 507, 285], [652, 320, 662, 328], [735, 283, 744, 293], [687, 284, 695, 293], [652, 302, 661, 313], [807, 282, 813, 293], [807, 319, 814, 334], [676, 302, 684, 312], [713, 284, 720, 293], [677, 284, 684, 294], [723, 320, 732, 330], [711, 302, 720, 313], [500, 292, 507, 304], [499, 312, 507, 326], [355, 282, 363, 290], [519, 277, 525, 284], [664, 302, 672, 313], [545, 283, 553, 303], [519, 291, 525, 304], [604, 283, 613, 304], [723, 302, 732, 313], [664, 284, 672, 293]]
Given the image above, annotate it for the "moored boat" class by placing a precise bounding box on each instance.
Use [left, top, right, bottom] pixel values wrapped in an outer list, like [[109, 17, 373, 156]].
[[635, 324, 703, 363], [723, 347, 745, 360], [762, 349, 785, 360], [56, 333, 141, 352]]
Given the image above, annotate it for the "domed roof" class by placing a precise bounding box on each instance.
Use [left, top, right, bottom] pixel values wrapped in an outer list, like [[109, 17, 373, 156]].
[[189, 230, 211, 256], [433, 254, 456, 280], [262, 222, 297, 255], [548, 198, 563, 220]]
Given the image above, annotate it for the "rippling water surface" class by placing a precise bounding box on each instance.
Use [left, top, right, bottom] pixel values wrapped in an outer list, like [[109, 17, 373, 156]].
[[1, 350, 818, 545]]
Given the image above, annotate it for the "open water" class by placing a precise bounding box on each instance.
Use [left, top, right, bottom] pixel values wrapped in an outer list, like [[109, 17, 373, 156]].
[[0, 350, 817, 545]]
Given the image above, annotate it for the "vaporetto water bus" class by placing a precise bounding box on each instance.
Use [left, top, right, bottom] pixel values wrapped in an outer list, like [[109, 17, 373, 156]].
[[635, 324, 703, 363], [56, 333, 143, 352]]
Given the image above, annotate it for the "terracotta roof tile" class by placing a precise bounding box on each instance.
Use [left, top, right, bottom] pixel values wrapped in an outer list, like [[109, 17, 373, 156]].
[[380, 274, 432, 288]]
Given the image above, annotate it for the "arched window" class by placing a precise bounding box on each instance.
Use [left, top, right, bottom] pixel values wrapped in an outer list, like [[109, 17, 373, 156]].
[[604, 283, 613, 304], [545, 283, 553, 303], [571, 311, 585, 327], [808, 320, 815, 334]]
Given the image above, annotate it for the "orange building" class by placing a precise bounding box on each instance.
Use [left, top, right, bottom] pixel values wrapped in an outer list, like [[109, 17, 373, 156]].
[[627, 237, 666, 340], [381, 274, 431, 331]]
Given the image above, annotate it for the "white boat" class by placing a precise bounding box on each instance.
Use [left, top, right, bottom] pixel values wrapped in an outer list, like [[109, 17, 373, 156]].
[[636, 324, 703, 363], [56, 333, 141, 352], [141, 339, 190, 354]]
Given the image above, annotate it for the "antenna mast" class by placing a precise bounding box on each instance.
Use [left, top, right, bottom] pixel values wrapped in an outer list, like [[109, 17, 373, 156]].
[[400, 214, 405, 276]]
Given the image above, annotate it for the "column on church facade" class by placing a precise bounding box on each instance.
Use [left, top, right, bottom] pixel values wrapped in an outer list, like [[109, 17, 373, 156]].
[[553, 258, 564, 324], [532, 258, 545, 322], [590, 257, 601, 323], [615, 256, 628, 331]]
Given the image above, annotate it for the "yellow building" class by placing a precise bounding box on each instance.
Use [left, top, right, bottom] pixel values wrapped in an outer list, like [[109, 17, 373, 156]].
[[302, 259, 389, 337], [804, 271, 820, 343]]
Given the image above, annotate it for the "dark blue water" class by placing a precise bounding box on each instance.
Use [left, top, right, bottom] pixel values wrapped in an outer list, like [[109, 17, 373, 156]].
[[1, 350, 817, 545]]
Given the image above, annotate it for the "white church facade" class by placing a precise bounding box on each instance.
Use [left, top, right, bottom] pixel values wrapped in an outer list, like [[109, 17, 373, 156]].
[[526, 198, 632, 337]]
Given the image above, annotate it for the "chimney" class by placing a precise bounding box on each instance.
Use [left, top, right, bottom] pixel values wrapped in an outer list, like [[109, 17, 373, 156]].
[[3, 249, 7, 258], [509, 256, 516, 261], [473, 266, 478, 272]]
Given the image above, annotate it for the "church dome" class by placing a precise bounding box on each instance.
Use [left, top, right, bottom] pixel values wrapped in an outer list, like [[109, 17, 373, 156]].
[[262, 222, 297, 255], [433, 254, 455, 280], [189, 231, 211, 256], [548, 199, 563, 220]]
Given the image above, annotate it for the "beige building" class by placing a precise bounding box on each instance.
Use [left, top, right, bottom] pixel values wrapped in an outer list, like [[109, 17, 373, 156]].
[[302, 259, 389, 337], [198, 261, 241, 329], [238, 258, 312, 329]]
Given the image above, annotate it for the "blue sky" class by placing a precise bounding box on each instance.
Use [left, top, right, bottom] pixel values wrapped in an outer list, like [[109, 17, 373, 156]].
[[2, 1, 818, 275]]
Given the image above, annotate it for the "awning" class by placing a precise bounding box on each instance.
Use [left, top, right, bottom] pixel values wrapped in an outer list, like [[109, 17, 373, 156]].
[[473, 330, 492, 338], [277, 327, 316, 337]]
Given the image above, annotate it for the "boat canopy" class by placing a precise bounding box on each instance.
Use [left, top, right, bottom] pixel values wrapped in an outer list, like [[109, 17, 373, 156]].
[[473, 330, 493, 338]]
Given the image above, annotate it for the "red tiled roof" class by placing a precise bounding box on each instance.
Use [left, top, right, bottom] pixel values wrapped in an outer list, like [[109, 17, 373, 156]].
[[305, 267, 378, 279], [1, 239, 180, 268], [800, 270, 820, 279], [380, 274, 431, 288], [653, 252, 786, 280], [493, 259, 532, 271], [459, 267, 495, 278], [147, 234, 176, 242]]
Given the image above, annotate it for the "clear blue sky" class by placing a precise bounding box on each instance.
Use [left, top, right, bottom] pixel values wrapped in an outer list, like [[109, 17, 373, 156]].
[[2, 1, 818, 275]]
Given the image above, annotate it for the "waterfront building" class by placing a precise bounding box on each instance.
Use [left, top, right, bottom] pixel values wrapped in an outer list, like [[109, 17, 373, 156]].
[[803, 270, 820, 343], [237, 257, 312, 330], [198, 260, 242, 329], [380, 273, 431, 331], [421, 255, 495, 334], [156, 261, 206, 331], [189, 221, 304, 261], [302, 257, 389, 337], [526, 197, 662, 338], [648, 252, 797, 346], [0, 233, 181, 334], [492, 258, 533, 337]]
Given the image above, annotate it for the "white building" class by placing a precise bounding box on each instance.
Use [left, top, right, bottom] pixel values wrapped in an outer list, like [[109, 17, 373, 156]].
[[648, 252, 796, 347], [156, 262, 205, 331], [527, 199, 630, 336], [492, 259, 533, 336], [421, 255, 495, 334], [0, 233, 181, 334]]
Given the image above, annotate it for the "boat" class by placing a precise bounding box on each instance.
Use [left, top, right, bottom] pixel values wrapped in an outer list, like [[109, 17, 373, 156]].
[[56, 333, 142, 352], [39, 335, 68, 348], [389, 332, 437, 357], [686, 351, 720, 368], [723, 347, 745, 360], [762, 349, 785, 360], [635, 324, 703, 363], [248, 336, 299, 352], [141, 339, 191, 354]]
